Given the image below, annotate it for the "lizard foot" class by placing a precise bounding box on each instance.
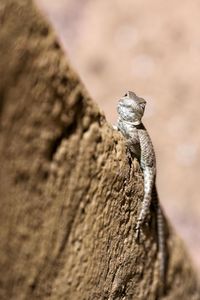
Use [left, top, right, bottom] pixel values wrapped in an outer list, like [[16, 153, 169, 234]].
[[135, 214, 152, 242], [135, 221, 142, 242], [135, 216, 150, 242]]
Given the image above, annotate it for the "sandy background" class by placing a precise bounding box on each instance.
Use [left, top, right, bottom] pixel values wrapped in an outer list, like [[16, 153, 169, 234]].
[[36, 0, 200, 271]]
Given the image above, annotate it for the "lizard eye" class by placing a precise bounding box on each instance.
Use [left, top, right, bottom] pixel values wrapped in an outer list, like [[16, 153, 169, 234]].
[[140, 103, 146, 109], [124, 93, 128, 97]]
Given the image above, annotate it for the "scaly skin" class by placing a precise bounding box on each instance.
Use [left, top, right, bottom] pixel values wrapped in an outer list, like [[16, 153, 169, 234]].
[[115, 91, 166, 295]]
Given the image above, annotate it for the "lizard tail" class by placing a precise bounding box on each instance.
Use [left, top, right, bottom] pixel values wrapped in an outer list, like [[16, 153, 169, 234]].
[[157, 204, 166, 294], [153, 187, 167, 296]]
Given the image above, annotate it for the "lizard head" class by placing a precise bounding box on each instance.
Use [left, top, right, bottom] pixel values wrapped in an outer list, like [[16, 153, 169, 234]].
[[117, 91, 146, 125]]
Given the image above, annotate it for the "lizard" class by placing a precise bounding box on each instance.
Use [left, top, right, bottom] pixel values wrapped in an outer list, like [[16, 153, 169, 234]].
[[115, 91, 167, 295]]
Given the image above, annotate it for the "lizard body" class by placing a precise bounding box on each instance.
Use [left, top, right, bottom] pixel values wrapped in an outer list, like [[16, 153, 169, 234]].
[[115, 91, 166, 294]]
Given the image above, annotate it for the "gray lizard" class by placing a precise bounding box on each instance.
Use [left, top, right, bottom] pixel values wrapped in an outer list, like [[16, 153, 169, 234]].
[[115, 91, 166, 294]]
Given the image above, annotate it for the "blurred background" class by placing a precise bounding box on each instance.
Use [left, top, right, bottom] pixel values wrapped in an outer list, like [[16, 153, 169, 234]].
[[37, 0, 200, 272]]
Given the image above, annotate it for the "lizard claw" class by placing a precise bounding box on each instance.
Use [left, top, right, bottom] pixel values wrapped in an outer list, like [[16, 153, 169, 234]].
[[135, 223, 141, 242]]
